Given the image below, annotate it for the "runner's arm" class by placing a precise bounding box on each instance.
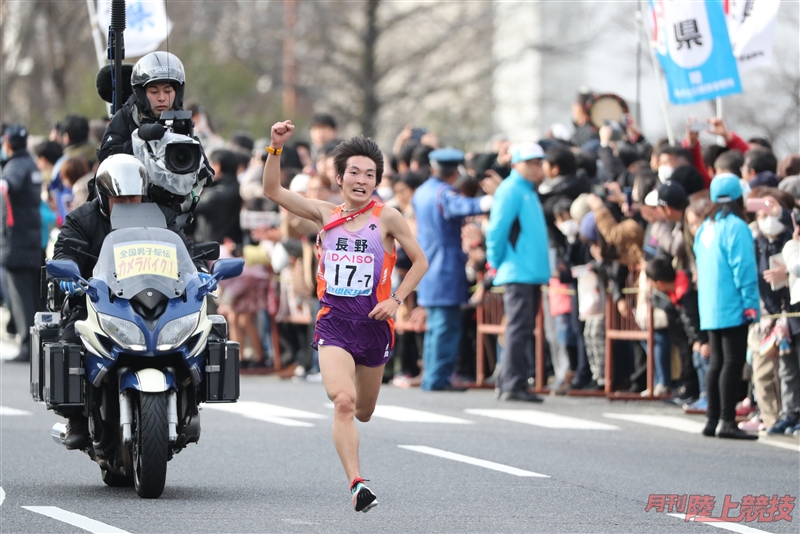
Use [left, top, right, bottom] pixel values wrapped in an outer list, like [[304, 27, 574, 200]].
[[383, 207, 428, 301], [262, 120, 333, 226]]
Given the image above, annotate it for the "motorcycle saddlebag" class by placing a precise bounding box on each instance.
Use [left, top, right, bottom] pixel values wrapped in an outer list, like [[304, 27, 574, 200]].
[[43, 343, 84, 408], [30, 312, 60, 402], [204, 341, 240, 402]]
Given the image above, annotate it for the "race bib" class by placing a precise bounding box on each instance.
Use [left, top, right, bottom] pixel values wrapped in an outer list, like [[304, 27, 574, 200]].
[[114, 243, 179, 281], [323, 251, 374, 297]]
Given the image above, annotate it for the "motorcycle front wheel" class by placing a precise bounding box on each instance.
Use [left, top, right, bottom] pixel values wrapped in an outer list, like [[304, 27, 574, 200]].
[[131, 391, 168, 498]]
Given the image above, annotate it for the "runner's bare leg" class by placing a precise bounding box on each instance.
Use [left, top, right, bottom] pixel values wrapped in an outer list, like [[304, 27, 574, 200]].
[[354, 364, 385, 422], [320, 345, 360, 482]]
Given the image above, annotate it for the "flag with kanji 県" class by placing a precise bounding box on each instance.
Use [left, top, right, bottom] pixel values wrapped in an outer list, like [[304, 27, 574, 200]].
[[96, 0, 173, 59], [648, 0, 742, 105]]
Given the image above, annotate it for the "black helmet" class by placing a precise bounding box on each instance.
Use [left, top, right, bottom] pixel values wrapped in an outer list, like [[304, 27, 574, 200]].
[[130, 51, 185, 118], [94, 154, 148, 216]]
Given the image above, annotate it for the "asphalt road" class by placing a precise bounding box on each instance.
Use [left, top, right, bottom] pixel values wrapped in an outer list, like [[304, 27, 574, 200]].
[[1, 337, 799, 533]]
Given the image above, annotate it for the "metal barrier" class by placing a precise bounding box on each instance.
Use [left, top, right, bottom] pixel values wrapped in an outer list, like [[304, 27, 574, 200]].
[[474, 275, 659, 400], [475, 289, 546, 391], [604, 266, 658, 400]]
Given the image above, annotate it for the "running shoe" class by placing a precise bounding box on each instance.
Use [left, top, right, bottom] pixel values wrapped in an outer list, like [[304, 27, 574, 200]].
[[350, 478, 378, 513]]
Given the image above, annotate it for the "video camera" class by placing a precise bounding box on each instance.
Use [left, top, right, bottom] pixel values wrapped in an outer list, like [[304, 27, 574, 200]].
[[132, 110, 204, 213]]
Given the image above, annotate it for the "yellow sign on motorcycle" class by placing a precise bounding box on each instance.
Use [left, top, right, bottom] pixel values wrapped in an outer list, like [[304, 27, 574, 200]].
[[113, 243, 179, 281]]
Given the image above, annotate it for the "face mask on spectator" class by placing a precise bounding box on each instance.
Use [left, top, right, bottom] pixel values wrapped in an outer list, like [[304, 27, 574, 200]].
[[658, 166, 673, 183], [377, 186, 394, 201], [757, 215, 785, 237], [557, 219, 579, 239]]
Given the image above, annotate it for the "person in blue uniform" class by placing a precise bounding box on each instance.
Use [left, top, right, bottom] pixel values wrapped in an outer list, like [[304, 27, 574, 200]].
[[412, 148, 498, 390]]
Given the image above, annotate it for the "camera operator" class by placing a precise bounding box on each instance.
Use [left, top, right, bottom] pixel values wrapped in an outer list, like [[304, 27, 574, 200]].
[[53, 154, 207, 449], [96, 51, 213, 187]]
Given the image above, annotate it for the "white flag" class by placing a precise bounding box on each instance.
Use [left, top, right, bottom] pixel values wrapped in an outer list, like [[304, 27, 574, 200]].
[[725, 0, 780, 71], [97, 0, 173, 59]]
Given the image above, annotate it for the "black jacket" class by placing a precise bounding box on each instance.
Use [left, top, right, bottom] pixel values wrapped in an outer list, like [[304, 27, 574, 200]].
[[54, 198, 195, 279], [651, 270, 707, 345], [192, 173, 243, 245], [0, 149, 43, 269], [97, 96, 148, 164], [538, 173, 591, 253]]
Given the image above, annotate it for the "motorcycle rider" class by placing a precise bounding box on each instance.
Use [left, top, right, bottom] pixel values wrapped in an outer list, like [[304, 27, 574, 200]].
[[53, 154, 211, 449], [96, 51, 213, 209]]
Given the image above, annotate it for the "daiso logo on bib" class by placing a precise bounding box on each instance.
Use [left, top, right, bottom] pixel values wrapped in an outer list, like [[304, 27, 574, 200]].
[[327, 252, 373, 264]]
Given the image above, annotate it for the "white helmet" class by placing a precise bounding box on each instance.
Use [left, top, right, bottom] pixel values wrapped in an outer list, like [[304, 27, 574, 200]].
[[94, 154, 148, 215]]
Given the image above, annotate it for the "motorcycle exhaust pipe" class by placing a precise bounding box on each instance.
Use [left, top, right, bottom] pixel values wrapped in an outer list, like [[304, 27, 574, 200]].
[[51, 422, 67, 446]]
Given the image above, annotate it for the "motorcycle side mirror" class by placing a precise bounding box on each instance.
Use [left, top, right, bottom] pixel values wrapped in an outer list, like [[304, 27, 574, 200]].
[[211, 258, 244, 281], [193, 242, 220, 261], [46, 259, 84, 283]]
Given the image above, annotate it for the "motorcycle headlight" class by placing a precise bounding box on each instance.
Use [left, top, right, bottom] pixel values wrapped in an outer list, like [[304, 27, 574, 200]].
[[157, 312, 200, 351], [98, 313, 146, 351]]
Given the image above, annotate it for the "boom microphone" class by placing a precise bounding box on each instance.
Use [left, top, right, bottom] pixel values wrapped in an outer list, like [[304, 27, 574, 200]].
[[96, 64, 134, 104]]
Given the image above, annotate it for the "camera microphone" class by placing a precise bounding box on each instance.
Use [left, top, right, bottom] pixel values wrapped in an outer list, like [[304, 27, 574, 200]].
[[95, 64, 134, 104]]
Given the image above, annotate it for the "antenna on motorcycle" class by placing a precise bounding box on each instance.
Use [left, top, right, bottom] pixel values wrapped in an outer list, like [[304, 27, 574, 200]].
[[191, 242, 220, 261], [65, 238, 98, 261]]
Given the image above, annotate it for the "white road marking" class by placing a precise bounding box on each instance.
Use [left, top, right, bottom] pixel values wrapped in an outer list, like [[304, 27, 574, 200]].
[[0, 406, 33, 416], [23, 506, 130, 534], [756, 436, 800, 452], [398, 445, 549, 477], [466, 409, 619, 430], [324, 403, 473, 424], [0, 487, 5, 506], [204, 401, 325, 427], [603, 413, 705, 433], [666, 513, 774, 533], [604, 414, 800, 452]]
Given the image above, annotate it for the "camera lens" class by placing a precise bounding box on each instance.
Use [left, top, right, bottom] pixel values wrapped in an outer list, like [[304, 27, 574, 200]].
[[165, 143, 200, 174]]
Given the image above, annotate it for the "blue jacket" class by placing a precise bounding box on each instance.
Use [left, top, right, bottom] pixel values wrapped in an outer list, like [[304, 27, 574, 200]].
[[486, 170, 550, 285], [694, 212, 760, 330], [413, 177, 485, 307]]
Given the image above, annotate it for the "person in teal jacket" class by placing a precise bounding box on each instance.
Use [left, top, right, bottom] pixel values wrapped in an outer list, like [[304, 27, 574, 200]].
[[486, 142, 550, 402], [693, 173, 760, 440]]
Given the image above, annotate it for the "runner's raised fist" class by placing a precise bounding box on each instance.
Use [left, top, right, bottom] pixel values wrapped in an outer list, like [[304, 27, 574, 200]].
[[271, 120, 295, 148]]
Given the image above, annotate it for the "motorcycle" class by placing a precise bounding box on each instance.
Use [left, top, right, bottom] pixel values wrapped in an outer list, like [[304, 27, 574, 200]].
[[31, 203, 244, 498]]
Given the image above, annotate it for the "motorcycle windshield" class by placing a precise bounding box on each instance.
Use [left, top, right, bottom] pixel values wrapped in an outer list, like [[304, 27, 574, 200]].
[[93, 228, 197, 299]]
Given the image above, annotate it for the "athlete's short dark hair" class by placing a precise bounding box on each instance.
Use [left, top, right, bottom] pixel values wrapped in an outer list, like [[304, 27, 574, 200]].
[[333, 135, 384, 183]]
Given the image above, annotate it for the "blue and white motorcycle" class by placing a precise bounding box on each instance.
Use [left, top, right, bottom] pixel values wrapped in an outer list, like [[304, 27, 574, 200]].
[[33, 204, 243, 498]]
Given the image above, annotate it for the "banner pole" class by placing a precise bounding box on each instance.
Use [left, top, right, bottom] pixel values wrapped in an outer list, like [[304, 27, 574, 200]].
[[86, 0, 106, 70], [639, 0, 675, 145], [635, 2, 643, 126]]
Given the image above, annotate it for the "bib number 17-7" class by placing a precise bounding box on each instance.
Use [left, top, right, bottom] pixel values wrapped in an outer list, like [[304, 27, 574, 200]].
[[323, 251, 375, 297]]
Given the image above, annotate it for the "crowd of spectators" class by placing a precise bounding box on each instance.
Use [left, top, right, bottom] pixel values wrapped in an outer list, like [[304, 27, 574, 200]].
[[3, 92, 800, 438]]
